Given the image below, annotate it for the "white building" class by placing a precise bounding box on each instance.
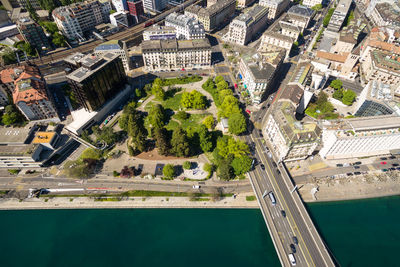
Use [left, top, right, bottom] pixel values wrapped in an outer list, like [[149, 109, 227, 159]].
[[143, 25, 176, 40], [259, 0, 289, 20], [165, 12, 205, 40], [143, 0, 168, 12], [224, 4, 269, 45], [94, 39, 131, 72], [142, 39, 211, 71], [319, 115, 400, 159], [302, 0, 323, 8], [327, 0, 352, 32], [112, 0, 127, 12], [110, 11, 128, 27]]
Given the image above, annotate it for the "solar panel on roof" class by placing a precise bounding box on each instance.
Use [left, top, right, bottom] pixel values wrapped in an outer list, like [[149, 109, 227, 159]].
[[74, 71, 86, 78]]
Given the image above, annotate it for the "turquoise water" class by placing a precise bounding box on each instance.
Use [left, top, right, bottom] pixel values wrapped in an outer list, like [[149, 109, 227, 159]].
[[1, 196, 400, 267]]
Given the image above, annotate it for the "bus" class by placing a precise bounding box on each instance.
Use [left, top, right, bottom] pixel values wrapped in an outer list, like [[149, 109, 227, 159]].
[[268, 192, 276, 206]]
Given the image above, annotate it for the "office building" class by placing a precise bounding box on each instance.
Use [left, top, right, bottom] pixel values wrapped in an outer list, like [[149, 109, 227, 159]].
[[112, 0, 128, 12], [66, 53, 127, 111], [52, 0, 109, 41], [286, 4, 315, 30], [327, 0, 352, 32], [302, 0, 323, 8], [165, 12, 205, 40], [224, 5, 269, 45], [143, 0, 168, 12], [127, 0, 144, 18], [361, 50, 400, 86], [259, 0, 289, 20], [370, 2, 400, 28], [238, 49, 285, 104], [319, 115, 400, 159], [11, 66, 58, 121], [185, 0, 236, 31], [110, 11, 129, 27], [265, 100, 321, 161], [143, 25, 176, 40], [0, 24, 19, 40], [94, 40, 131, 72], [142, 39, 211, 71], [0, 0, 19, 10], [17, 17, 49, 52], [16, 0, 41, 10]]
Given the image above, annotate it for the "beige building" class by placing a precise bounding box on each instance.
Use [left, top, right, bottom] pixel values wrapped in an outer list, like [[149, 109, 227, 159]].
[[302, 0, 323, 8], [370, 2, 400, 28], [236, 0, 257, 8], [185, 0, 236, 32], [259, 0, 289, 20], [142, 39, 212, 71], [361, 49, 400, 86], [224, 5, 269, 45], [313, 50, 359, 81]]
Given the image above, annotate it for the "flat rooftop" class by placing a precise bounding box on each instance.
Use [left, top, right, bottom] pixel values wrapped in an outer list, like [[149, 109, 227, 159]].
[[32, 132, 56, 144], [0, 126, 35, 144], [347, 115, 400, 131], [142, 39, 211, 51]]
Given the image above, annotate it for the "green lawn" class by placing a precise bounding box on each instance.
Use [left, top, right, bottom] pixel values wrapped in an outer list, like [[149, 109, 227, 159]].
[[166, 113, 209, 131], [246, 196, 257, 201], [163, 93, 183, 111]]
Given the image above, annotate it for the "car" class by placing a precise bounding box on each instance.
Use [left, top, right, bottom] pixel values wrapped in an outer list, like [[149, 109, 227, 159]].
[[396, 167, 400, 171], [192, 185, 200, 189], [353, 161, 362, 165], [292, 236, 298, 245], [346, 173, 353, 176], [336, 164, 343, 167], [267, 103, 270, 108], [382, 169, 389, 172], [389, 167, 396, 171], [272, 162, 277, 167], [281, 210, 286, 217], [354, 172, 361, 175], [381, 161, 387, 165], [277, 169, 281, 175], [380, 157, 388, 160], [389, 156, 396, 159], [354, 166, 360, 169], [290, 244, 296, 253], [262, 106, 266, 109], [261, 164, 265, 170]]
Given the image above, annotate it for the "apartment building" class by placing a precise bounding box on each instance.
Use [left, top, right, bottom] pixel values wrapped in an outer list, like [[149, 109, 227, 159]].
[[319, 115, 400, 159], [237, 0, 256, 8], [142, 39, 211, 71], [361, 50, 400, 85], [224, 4, 269, 45], [313, 50, 359, 80], [165, 12, 205, 40], [17, 17, 49, 52], [327, 0, 352, 32], [16, 0, 41, 10], [185, 0, 236, 32], [143, 0, 168, 12], [286, 4, 314, 30], [112, 0, 128, 12], [66, 53, 127, 111], [94, 40, 130, 72], [370, 2, 400, 28], [302, 0, 323, 8], [110, 11, 129, 27], [127, 0, 144, 18], [265, 100, 321, 161], [12, 67, 58, 121], [259, 0, 289, 20], [52, 0, 109, 41], [143, 25, 176, 40], [238, 49, 285, 104]]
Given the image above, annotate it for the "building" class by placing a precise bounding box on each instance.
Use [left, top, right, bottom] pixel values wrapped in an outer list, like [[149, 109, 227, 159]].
[[11, 66, 58, 121], [16, 0, 41, 10], [185, 0, 236, 32], [66, 53, 127, 111], [224, 5, 269, 45], [142, 39, 211, 71], [259, 0, 289, 20], [16, 17, 49, 52], [143, 25, 176, 40], [99, 0, 112, 20], [237, 0, 256, 8], [286, 4, 315, 30], [302, 0, 323, 8], [165, 12, 205, 40], [361, 49, 400, 86], [112, 0, 128, 12], [327, 0, 352, 32], [319, 115, 400, 159], [94, 40, 131, 72], [370, 2, 400, 28], [127, 0, 144, 18], [143, 0, 168, 13], [110, 11, 129, 27], [238, 49, 285, 104], [332, 21, 365, 54], [0, 24, 19, 40], [0, 0, 19, 10], [265, 100, 321, 161], [52, 0, 109, 41], [313, 50, 359, 81]]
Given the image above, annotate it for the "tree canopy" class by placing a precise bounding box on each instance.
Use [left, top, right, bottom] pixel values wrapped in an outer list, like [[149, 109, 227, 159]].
[[170, 127, 190, 157], [228, 113, 246, 135], [203, 115, 215, 129], [163, 164, 175, 178], [231, 155, 252, 175], [181, 90, 207, 109], [154, 127, 170, 156], [342, 89, 356, 105], [330, 79, 343, 90]]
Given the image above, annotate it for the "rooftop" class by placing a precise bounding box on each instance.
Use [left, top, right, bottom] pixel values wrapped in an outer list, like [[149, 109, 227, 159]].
[[0, 143, 38, 157], [375, 2, 400, 26], [32, 132, 56, 144], [287, 4, 314, 17], [280, 84, 304, 105], [371, 50, 400, 72], [346, 115, 400, 131], [141, 39, 211, 51], [334, 0, 352, 15], [95, 40, 123, 51], [0, 125, 37, 144], [233, 4, 268, 26], [241, 50, 284, 81]]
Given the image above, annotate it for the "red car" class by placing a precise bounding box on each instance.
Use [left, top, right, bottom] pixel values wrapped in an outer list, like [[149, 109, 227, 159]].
[[381, 161, 387, 165]]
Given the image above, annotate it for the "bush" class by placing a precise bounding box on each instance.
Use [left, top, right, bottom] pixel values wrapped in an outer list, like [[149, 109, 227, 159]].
[[183, 161, 191, 170], [176, 111, 189, 121], [203, 115, 215, 129], [203, 163, 213, 173], [8, 169, 20, 175], [163, 164, 176, 178], [113, 170, 119, 177], [246, 196, 257, 201]]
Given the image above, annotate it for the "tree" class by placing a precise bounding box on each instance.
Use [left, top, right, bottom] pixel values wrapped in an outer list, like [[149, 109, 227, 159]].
[[152, 84, 165, 100], [154, 127, 170, 155], [330, 79, 343, 90], [231, 155, 252, 175], [110, 10, 116, 14], [92, 126, 118, 145], [216, 136, 249, 159], [26, 0, 39, 21], [228, 113, 246, 135], [52, 32, 66, 47], [216, 80, 229, 91], [181, 90, 207, 109], [183, 161, 191, 170], [176, 111, 188, 121], [163, 164, 175, 178], [311, 4, 322, 11], [219, 95, 240, 118], [1, 105, 24, 125], [214, 75, 225, 84], [170, 127, 190, 157], [135, 88, 142, 99], [198, 125, 213, 152], [218, 89, 233, 104], [148, 104, 165, 130], [203, 163, 213, 173], [342, 89, 357, 105], [345, 10, 354, 26], [41, 21, 58, 34], [127, 111, 147, 153], [218, 160, 234, 180], [332, 88, 343, 100], [203, 115, 215, 129], [323, 8, 335, 27]]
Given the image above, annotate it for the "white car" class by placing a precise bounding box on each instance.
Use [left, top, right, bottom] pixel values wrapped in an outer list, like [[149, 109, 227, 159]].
[[193, 185, 200, 189]]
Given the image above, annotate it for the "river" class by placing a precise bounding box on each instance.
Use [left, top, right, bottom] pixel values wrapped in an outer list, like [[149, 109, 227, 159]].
[[0, 196, 399, 267]]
